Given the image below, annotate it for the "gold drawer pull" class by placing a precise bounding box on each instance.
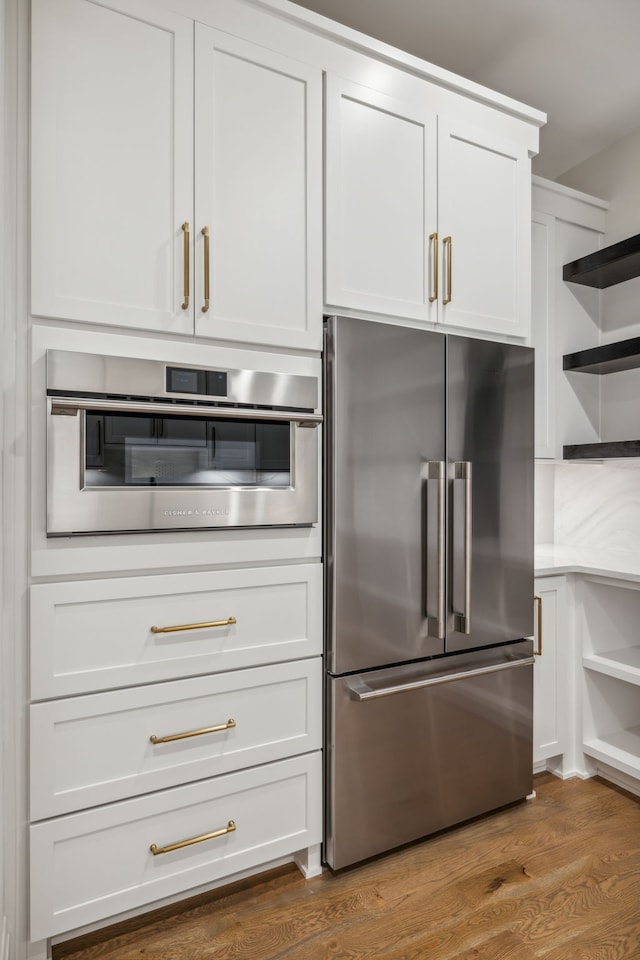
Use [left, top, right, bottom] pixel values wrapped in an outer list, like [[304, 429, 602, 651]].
[[428, 232, 438, 302], [150, 718, 236, 745], [181, 221, 190, 310], [201, 225, 210, 313], [150, 616, 237, 634], [150, 820, 236, 856], [443, 235, 452, 304], [534, 595, 543, 656]]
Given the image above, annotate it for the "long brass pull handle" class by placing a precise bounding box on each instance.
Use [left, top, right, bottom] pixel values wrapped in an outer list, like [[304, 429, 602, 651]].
[[150, 718, 236, 745], [443, 235, 452, 305], [150, 616, 237, 635], [150, 820, 236, 856], [428, 232, 438, 302], [181, 222, 190, 310], [201, 226, 210, 313], [534, 595, 543, 656]]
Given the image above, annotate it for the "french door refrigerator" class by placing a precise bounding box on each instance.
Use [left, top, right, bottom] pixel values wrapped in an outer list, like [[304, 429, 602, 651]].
[[324, 315, 534, 870]]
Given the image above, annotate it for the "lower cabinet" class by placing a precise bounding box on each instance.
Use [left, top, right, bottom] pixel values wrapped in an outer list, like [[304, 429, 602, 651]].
[[533, 576, 569, 768], [29, 563, 323, 942], [30, 753, 322, 941]]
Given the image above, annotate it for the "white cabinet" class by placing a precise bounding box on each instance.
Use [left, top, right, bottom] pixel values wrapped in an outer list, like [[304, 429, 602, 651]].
[[579, 576, 640, 783], [325, 75, 531, 339], [31, 0, 323, 351], [30, 0, 194, 336], [531, 178, 608, 459], [533, 576, 569, 768], [29, 564, 323, 940], [531, 211, 556, 459]]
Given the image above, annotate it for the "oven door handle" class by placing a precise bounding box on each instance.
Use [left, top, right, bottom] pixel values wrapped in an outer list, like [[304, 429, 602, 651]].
[[49, 396, 322, 426]]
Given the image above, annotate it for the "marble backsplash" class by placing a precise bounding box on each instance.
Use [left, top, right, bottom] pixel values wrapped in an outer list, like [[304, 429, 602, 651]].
[[539, 459, 640, 550]]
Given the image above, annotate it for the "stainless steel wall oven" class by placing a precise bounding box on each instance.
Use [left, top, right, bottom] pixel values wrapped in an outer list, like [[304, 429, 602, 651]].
[[46, 351, 321, 536]]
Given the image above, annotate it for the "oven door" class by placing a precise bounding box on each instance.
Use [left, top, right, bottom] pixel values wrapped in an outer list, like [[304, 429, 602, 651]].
[[47, 398, 321, 535]]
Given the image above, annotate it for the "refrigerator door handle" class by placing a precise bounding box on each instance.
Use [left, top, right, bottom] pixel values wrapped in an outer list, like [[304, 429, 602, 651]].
[[452, 461, 472, 634], [424, 461, 446, 640], [346, 656, 535, 701]]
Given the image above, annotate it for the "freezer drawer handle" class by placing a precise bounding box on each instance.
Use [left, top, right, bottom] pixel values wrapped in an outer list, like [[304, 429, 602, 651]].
[[425, 461, 446, 640], [150, 718, 236, 744], [452, 461, 472, 634], [150, 616, 237, 634], [346, 656, 535, 701], [150, 820, 236, 856]]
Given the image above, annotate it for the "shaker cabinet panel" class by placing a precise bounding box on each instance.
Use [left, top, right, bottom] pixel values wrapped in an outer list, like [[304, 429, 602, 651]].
[[30, 0, 194, 334], [437, 120, 530, 338], [324, 76, 437, 322], [533, 577, 568, 765], [325, 76, 532, 339], [30, 658, 322, 820], [194, 28, 322, 350], [30, 753, 322, 941], [30, 3, 323, 350], [30, 564, 323, 699]]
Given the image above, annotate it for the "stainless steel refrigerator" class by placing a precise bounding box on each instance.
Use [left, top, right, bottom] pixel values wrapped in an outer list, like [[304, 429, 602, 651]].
[[324, 315, 535, 870]]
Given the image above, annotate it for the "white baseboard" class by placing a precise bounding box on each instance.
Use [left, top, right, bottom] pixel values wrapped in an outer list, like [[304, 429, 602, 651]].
[[591, 761, 640, 799]]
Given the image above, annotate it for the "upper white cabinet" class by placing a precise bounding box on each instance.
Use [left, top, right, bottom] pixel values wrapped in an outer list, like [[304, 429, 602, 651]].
[[31, 0, 194, 336], [325, 76, 531, 339], [531, 178, 608, 459], [31, 0, 323, 351]]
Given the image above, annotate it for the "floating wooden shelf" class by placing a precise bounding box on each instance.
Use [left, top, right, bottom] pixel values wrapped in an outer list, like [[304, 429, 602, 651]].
[[563, 336, 640, 374], [564, 440, 640, 460], [563, 233, 640, 288]]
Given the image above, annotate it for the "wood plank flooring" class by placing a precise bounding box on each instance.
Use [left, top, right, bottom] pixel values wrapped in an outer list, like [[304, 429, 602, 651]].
[[54, 774, 640, 960]]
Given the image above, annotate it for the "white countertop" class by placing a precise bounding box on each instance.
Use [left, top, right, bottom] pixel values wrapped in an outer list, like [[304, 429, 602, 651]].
[[535, 543, 640, 583]]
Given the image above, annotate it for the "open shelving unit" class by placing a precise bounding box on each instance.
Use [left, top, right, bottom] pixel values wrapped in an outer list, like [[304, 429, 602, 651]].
[[580, 577, 640, 781], [563, 233, 640, 460]]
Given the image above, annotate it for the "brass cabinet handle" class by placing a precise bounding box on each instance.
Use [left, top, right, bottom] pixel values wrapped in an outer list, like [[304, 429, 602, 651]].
[[534, 595, 543, 656], [443, 235, 452, 304], [181, 221, 190, 310], [150, 616, 237, 634], [150, 820, 236, 856], [428, 232, 439, 302], [150, 718, 236, 745], [201, 226, 210, 313]]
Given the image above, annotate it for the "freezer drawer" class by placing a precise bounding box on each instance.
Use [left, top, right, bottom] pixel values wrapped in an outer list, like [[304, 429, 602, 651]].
[[325, 644, 533, 870]]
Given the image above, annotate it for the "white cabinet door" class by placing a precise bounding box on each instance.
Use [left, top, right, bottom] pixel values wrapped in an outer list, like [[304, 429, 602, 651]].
[[325, 76, 438, 323], [437, 119, 531, 338], [31, 0, 194, 334], [531, 211, 556, 458], [194, 27, 323, 350], [533, 577, 568, 765]]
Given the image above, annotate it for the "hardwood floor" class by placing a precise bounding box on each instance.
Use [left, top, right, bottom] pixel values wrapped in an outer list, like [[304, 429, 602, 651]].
[[54, 774, 640, 960]]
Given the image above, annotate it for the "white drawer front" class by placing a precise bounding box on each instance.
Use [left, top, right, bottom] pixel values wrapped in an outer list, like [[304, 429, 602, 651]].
[[31, 659, 322, 819], [30, 564, 322, 698], [30, 752, 322, 940]]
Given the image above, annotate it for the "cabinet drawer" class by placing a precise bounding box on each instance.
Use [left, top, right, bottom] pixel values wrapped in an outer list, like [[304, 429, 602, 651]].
[[30, 564, 322, 698], [30, 752, 322, 941], [31, 658, 322, 819]]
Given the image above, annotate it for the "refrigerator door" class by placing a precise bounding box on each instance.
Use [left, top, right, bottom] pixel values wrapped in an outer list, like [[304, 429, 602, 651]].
[[446, 336, 534, 652], [325, 316, 446, 675], [325, 642, 534, 870]]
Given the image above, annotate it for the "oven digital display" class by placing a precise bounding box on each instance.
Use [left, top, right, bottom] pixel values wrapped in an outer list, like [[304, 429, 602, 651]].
[[166, 367, 227, 397]]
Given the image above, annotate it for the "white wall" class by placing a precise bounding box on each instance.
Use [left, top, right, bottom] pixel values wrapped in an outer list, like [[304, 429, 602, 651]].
[[559, 127, 640, 441]]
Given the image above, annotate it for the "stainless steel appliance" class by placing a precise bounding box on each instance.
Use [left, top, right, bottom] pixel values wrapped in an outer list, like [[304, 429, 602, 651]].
[[46, 350, 321, 536], [324, 316, 534, 870]]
